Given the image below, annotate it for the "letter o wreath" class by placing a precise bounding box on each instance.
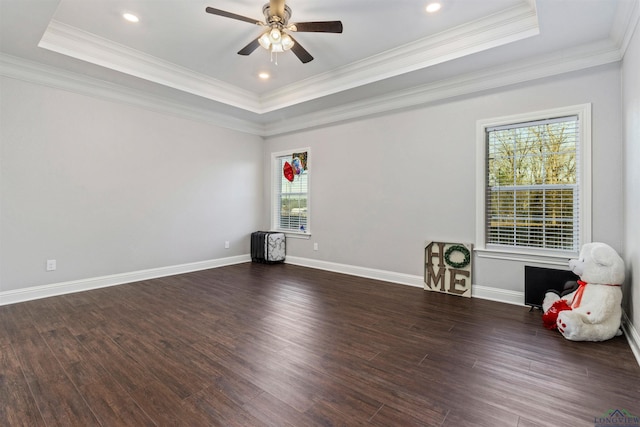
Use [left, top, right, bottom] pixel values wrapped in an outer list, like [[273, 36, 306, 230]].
[[444, 244, 471, 269]]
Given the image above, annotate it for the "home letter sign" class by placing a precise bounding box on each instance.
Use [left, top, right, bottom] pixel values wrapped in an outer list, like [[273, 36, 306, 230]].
[[424, 241, 473, 298]]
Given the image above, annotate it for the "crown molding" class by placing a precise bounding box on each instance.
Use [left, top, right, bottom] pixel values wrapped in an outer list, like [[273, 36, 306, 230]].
[[263, 40, 622, 137], [612, 0, 640, 56], [2, 35, 622, 140], [260, 3, 539, 112], [38, 4, 538, 115], [38, 20, 263, 113], [0, 54, 265, 136]]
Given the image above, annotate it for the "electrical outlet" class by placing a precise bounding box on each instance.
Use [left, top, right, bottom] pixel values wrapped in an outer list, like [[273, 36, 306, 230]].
[[224, 241, 230, 249], [46, 259, 56, 271], [313, 243, 318, 251]]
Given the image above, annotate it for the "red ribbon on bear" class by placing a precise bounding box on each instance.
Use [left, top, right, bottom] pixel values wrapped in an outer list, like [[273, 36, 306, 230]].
[[571, 280, 588, 309], [283, 161, 294, 182]]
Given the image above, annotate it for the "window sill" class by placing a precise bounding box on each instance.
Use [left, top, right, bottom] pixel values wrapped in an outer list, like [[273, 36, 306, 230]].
[[474, 247, 576, 267]]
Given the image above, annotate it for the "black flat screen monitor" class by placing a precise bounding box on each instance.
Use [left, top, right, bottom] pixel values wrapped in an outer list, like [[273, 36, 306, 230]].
[[524, 266, 579, 308]]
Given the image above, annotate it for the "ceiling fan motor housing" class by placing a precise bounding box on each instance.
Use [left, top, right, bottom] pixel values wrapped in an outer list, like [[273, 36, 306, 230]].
[[263, 3, 292, 26]]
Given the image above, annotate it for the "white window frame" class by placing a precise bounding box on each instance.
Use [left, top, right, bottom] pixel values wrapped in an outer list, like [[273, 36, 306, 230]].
[[475, 104, 591, 265], [270, 148, 311, 237]]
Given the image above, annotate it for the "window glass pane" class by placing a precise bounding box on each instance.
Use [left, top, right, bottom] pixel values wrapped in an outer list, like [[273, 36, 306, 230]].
[[273, 153, 309, 233], [485, 116, 578, 252]]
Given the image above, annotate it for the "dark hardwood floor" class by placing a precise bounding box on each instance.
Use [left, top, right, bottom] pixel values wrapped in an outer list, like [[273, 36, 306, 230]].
[[1, 262, 639, 426]]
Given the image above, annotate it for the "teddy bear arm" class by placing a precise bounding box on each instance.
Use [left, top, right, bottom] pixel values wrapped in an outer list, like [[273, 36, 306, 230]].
[[572, 294, 617, 324], [571, 304, 602, 324]]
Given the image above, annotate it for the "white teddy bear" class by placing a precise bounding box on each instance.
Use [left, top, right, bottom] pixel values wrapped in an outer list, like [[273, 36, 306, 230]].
[[542, 242, 625, 341]]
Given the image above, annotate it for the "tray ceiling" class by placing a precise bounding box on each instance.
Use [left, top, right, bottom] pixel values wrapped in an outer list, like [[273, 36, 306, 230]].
[[1, 0, 637, 135]]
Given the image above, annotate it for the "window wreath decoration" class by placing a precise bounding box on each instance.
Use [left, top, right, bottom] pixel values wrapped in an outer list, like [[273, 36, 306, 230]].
[[444, 244, 471, 269]]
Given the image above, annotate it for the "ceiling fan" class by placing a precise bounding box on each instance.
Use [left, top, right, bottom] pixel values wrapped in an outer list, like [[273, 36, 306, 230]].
[[205, 0, 343, 63]]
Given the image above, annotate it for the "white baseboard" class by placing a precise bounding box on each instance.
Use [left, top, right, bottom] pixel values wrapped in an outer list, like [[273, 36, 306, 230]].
[[0, 255, 250, 306], [285, 256, 525, 306], [622, 311, 640, 367], [471, 285, 525, 306], [284, 256, 425, 288], [2, 254, 519, 306]]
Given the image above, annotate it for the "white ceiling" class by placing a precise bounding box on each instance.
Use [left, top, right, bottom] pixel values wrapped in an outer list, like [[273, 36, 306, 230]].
[[1, 0, 638, 136]]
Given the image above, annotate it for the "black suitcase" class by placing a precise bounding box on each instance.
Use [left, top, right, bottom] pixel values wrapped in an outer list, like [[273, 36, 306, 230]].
[[251, 231, 286, 263]]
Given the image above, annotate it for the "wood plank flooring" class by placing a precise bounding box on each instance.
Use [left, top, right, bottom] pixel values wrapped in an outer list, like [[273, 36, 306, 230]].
[[1, 262, 639, 426]]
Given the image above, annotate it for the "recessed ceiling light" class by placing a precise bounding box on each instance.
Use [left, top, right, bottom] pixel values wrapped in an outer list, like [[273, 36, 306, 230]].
[[123, 13, 139, 23], [426, 2, 442, 13], [258, 72, 270, 80]]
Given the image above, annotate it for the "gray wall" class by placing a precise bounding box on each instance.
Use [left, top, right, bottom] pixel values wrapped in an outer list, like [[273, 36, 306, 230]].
[[623, 21, 640, 330], [264, 63, 624, 294], [0, 57, 629, 310], [0, 77, 264, 292]]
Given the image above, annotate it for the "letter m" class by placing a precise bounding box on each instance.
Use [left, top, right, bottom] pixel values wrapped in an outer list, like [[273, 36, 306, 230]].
[[426, 266, 446, 291]]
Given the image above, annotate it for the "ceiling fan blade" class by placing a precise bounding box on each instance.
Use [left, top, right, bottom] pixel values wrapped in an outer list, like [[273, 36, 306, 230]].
[[269, 0, 286, 19], [237, 37, 261, 56], [288, 35, 313, 63], [291, 21, 343, 33], [205, 7, 261, 25]]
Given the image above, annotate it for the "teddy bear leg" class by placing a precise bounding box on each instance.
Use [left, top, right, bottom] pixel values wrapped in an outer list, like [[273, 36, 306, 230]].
[[556, 310, 585, 341], [557, 311, 622, 341]]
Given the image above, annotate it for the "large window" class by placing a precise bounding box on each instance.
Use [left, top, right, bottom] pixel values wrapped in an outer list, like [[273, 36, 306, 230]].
[[476, 105, 591, 259], [271, 150, 310, 234]]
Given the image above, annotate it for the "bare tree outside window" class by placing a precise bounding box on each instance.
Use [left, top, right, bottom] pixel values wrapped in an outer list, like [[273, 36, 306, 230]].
[[486, 116, 579, 251]]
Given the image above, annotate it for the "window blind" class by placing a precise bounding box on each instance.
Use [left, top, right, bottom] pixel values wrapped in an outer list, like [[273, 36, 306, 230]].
[[485, 115, 580, 252], [272, 153, 309, 233]]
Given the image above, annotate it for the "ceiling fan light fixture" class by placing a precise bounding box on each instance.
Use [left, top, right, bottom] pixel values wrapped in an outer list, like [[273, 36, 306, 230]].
[[258, 28, 294, 53], [281, 33, 294, 51], [258, 31, 271, 49]]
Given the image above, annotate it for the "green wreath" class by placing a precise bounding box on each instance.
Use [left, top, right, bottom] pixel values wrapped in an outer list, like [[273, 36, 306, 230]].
[[444, 244, 471, 269]]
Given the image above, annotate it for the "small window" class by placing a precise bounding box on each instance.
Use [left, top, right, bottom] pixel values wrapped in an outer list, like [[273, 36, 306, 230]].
[[271, 150, 310, 234], [476, 105, 591, 258]]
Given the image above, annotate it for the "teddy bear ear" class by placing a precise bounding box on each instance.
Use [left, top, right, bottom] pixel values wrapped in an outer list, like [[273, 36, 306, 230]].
[[592, 245, 615, 267]]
